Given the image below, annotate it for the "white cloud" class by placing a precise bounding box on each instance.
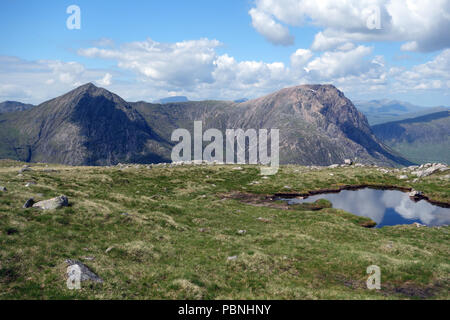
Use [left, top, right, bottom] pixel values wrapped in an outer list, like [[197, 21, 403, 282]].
[[248, 8, 294, 46], [249, 0, 450, 52], [79, 38, 221, 88], [97, 73, 112, 86], [1, 40, 449, 105], [305, 46, 374, 78]]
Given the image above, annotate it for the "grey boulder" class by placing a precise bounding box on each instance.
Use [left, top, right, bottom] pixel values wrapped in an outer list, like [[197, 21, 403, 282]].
[[32, 195, 69, 210], [65, 259, 103, 283]]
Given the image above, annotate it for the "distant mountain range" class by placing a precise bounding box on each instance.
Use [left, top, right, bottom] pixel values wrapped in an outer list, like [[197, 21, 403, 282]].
[[0, 101, 34, 114], [0, 83, 412, 166], [154, 96, 189, 104], [372, 111, 450, 164], [354, 99, 449, 125]]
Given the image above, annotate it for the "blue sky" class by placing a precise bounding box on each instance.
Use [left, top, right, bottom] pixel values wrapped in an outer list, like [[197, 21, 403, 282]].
[[0, 0, 449, 106]]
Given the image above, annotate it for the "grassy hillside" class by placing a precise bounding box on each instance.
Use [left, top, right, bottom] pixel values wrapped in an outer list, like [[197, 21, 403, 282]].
[[0, 161, 448, 299], [373, 111, 450, 164]]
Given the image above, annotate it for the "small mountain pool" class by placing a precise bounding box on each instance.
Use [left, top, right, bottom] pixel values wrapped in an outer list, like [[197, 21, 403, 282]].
[[280, 188, 450, 228]]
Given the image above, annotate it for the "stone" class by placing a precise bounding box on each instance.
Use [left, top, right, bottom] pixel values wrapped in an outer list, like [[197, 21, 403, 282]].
[[237, 230, 247, 235], [227, 255, 238, 261], [19, 166, 32, 173], [398, 175, 408, 180], [409, 190, 423, 198], [344, 159, 353, 165], [412, 222, 425, 228], [65, 259, 103, 283], [32, 195, 69, 210], [25, 181, 37, 187], [105, 246, 114, 253], [257, 217, 271, 223], [412, 163, 448, 178], [22, 198, 34, 208], [328, 164, 339, 168], [0, 186, 6, 192]]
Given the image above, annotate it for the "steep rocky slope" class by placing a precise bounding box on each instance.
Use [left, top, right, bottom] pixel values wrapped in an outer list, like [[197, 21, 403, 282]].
[[372, 111, 450, 164], [0, 83, 411, 166]]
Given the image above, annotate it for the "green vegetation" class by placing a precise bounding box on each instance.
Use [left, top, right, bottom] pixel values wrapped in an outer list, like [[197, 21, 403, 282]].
[[0, 160, 448, 299]]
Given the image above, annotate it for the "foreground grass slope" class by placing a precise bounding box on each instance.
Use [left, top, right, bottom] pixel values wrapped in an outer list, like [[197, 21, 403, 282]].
[[0, 160, 448, 299]]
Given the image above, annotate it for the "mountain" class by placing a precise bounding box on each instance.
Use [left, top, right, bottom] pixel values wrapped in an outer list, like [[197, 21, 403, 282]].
[[0, 83, 412, 166], [372, 111, 450, 164], [0, 83, 169, 165], [0, 101, 34, 113], [355, 99, 448, 125], [133, 84, 411, 166], [154, 96, 189, 104]]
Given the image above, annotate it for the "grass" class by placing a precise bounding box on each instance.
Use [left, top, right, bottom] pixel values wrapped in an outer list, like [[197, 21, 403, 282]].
[[0, 159, 448, 299]]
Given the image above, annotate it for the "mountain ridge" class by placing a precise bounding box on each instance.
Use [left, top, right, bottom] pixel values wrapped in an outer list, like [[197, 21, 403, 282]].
[[0, 83, 412, 166]]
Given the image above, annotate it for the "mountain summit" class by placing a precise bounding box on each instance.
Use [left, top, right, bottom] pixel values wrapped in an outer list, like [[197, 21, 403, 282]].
[[0, 83, 411, 166]]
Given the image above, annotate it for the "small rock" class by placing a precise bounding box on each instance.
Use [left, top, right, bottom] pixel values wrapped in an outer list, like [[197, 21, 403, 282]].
[[344, 159, 353, 165], [120, 212, 129, 216], [412, 222, 425, 227], [237, 230, 247, 235], [328, 164, 339, 169], [32, 195, 69, 210], [22, 198, 34, 208], [81, 256, 95, 261], [227, 255, 238, 261], [25, 181, 37, 187], [232, 167, 243, 171], [257, 217, 271, 223], [65, 259, 103, 283], [398, 175, 408, 180], [0, 186, 6, 192], [6, 227, 18, 235], [409, 190, 423, 198], [199, 228, 209, 233], [105, 247, 114, 253]]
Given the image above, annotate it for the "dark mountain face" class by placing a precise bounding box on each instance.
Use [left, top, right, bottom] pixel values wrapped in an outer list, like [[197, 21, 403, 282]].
[[0, 101, 34, 113], [372, 111, 450, 164], [0, 83, 412, 166], [0, 83, 170, 165]]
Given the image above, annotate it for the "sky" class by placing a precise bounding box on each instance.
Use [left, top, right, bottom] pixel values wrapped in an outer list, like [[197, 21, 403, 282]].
[[0, 0, 449, 106]]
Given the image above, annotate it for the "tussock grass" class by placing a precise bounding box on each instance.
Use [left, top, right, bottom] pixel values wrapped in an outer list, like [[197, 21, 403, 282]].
[[0, 159, 448, 299]]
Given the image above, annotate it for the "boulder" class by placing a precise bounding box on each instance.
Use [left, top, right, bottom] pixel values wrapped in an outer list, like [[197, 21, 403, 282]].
[[32, 195, 69, 210], [409, 190, 424, 198], [344, 159, 353, 165], [23, 198, 35, 208], [412, 163, 448, 178], [65, 259, 103, 283]]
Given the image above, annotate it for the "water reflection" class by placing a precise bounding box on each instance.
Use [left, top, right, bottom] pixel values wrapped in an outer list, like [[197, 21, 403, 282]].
[[284, 188, 450, 227]]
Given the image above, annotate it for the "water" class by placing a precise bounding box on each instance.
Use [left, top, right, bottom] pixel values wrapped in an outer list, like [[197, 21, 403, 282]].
[[281, 188, 450, 228]]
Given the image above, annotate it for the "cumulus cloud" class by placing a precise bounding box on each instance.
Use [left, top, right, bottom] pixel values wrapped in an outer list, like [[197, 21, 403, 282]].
[[97, 73, 112, 86], [249, 0, 450, 52], [0, 56, 110, 103], [248, 8, 294, 46], [1, 38, 449, 104], [79, 38, 221, 88]]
